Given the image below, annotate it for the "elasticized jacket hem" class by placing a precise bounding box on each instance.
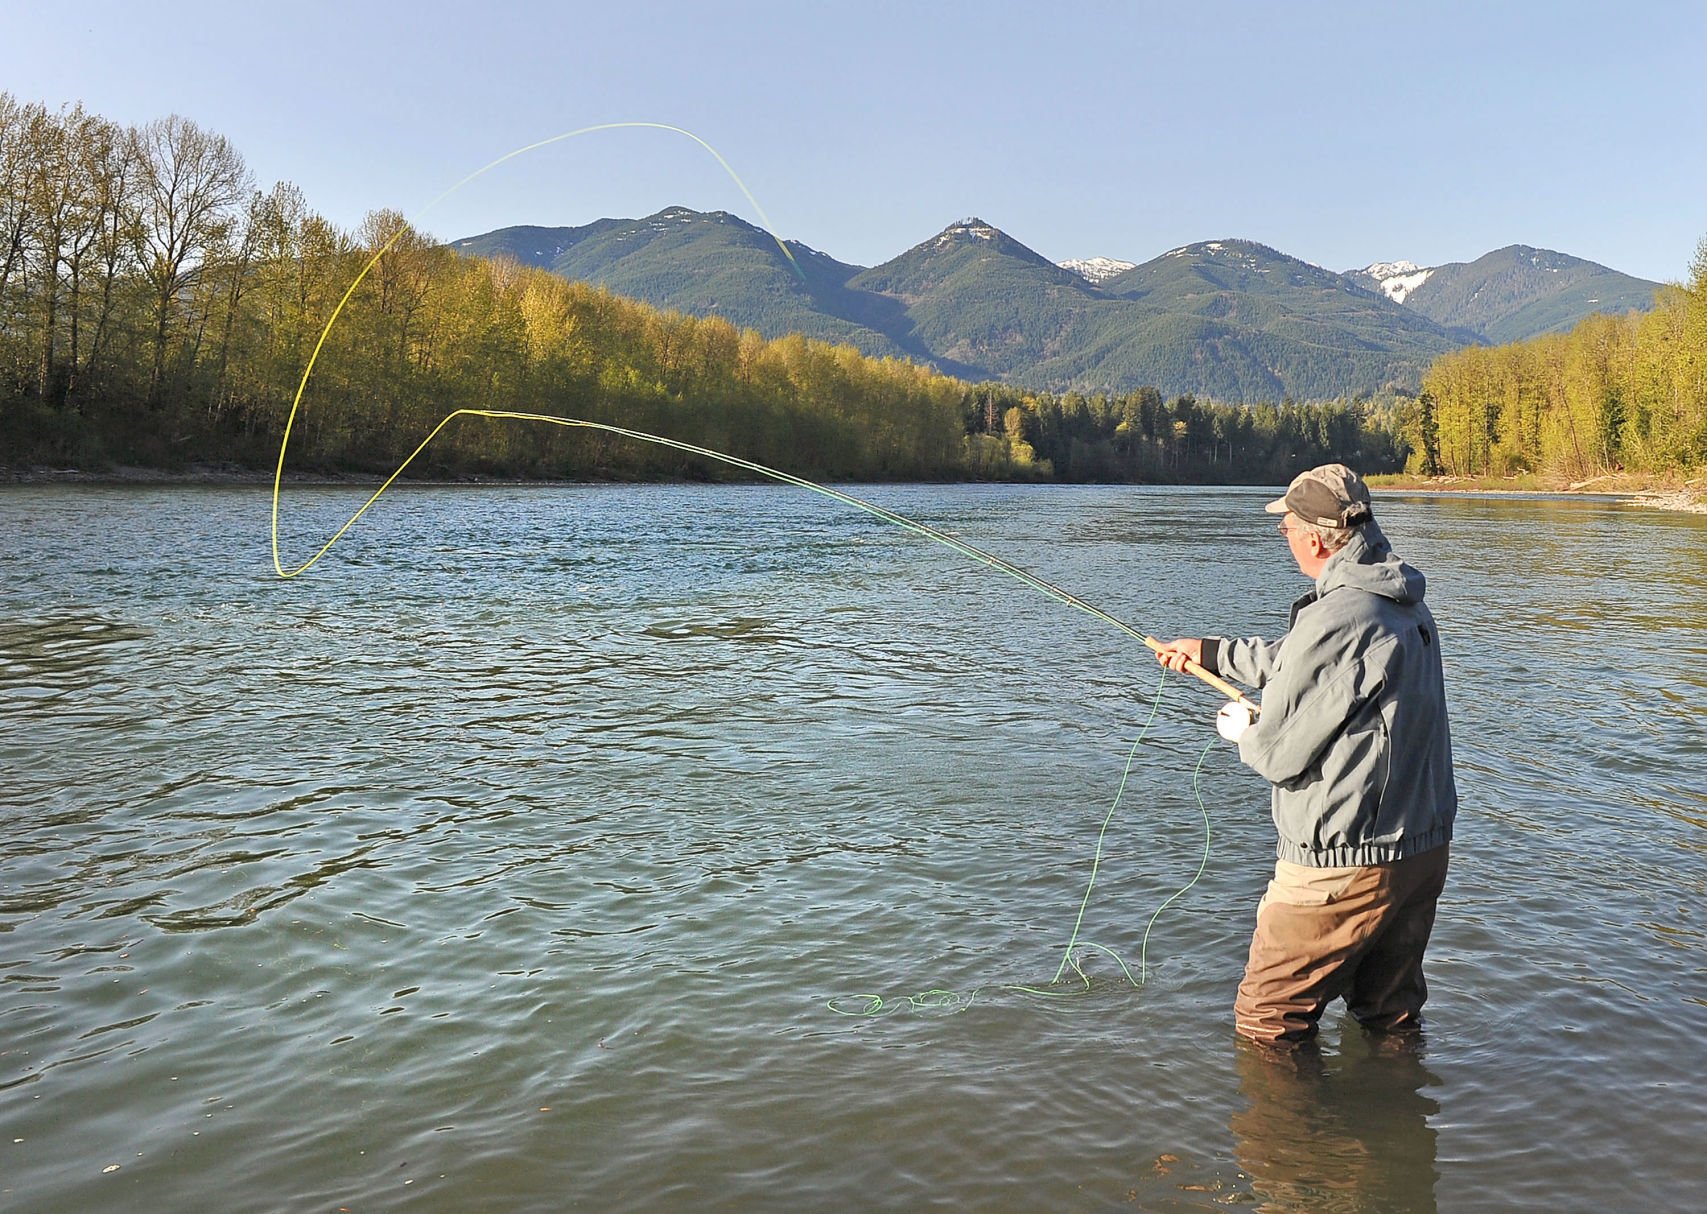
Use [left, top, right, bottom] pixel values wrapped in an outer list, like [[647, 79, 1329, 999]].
[[1275, 823, 1453, 869]]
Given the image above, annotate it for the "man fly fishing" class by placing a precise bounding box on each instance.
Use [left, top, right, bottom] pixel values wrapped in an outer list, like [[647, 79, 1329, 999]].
[[1154, 464, 1457, 1046]]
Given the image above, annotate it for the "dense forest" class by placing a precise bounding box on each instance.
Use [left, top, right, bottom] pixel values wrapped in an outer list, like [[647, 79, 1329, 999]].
[[1401, 253, 1707, 478], [6, 93, 1692, 488]]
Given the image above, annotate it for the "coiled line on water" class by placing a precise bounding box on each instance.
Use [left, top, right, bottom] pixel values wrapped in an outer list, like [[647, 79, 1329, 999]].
[[827, 676, 1218, 1016]]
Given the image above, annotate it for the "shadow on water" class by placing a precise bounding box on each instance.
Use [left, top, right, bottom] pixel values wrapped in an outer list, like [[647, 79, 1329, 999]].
[[1230, 1031, 1441, 1214], [0, 613, 150, 684]]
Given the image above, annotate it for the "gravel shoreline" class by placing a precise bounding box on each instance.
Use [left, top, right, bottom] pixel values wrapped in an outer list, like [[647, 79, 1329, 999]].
[[1623, 489, 1707, 514], [1372, 476, 1707, 514]]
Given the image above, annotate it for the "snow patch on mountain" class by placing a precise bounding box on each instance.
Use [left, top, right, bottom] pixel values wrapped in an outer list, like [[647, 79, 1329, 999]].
[[1356, 260, 1435, 304], [1059, 256, 1136, 284]]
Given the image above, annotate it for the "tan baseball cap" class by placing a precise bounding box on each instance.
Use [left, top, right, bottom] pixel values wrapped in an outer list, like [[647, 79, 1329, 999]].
[[1265, 463, 1374, 527]]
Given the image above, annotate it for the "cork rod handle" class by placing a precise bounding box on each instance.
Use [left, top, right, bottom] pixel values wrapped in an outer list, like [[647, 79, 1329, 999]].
[[1143, 636, 1261, 714]]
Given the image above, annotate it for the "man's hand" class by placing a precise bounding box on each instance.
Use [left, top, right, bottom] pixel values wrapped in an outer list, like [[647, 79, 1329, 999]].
[[1153, 637, 1203, 673]]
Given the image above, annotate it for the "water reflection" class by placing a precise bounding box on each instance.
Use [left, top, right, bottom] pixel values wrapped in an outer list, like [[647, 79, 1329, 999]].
[[1230, 1032, 1441, 1214]]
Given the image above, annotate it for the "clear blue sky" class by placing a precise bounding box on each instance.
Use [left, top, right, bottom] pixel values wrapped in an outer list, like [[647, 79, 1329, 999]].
[[4, 0, 1703, 281]]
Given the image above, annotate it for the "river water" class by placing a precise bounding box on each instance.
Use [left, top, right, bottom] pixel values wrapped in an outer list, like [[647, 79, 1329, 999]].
[[1, 481, 1703, 1212]]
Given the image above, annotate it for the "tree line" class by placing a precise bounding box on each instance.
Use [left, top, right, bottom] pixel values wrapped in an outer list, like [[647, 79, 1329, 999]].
[[0, 93, 1419, 483], [960, 382, 1406, 483], [1400, 246, 1706, 479]]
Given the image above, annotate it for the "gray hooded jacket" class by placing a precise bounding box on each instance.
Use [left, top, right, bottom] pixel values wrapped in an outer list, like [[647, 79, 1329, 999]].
[[1200, 521, 1456, 867]]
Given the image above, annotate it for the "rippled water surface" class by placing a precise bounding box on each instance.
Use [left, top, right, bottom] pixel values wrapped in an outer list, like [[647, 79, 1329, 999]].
[[3, 483, 1703, 1212]]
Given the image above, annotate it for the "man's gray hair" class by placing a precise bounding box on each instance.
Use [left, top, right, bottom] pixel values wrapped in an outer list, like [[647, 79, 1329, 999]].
[[1293, 516, 1357, 551]]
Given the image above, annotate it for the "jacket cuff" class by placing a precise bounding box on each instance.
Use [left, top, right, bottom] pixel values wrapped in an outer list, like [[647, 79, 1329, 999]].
[[1200, 637, 1222, 675]]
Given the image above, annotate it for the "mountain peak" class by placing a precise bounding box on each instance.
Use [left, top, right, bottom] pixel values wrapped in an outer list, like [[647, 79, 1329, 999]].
[[1363, 259, 1425, 277], [1166, 238, 1266, 256], [1161, 238, 1327, 272], [1487, 244, 1585, 273], [645, 205, 744, 227], [877, 217, 1065, 277], [933, 217, 1003, 246]]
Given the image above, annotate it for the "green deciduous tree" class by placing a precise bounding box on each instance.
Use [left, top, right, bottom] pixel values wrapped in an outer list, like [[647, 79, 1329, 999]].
[[131, 114, 251, 407]]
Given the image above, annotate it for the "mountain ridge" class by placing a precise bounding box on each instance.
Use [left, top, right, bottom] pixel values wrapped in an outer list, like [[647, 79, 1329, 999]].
[[453, 213, 1661, 401]]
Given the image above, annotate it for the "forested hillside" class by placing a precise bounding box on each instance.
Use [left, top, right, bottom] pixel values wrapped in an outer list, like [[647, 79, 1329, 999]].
[[1354, 246, 1661, 344], [460, 215, 1483, 401]]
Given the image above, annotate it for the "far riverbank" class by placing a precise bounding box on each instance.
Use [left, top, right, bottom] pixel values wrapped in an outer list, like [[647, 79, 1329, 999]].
[[7, 463, 1707, 513]]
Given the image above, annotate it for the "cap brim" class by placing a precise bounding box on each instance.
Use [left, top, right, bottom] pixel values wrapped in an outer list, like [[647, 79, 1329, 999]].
[[1263, 496, 1289, 514]]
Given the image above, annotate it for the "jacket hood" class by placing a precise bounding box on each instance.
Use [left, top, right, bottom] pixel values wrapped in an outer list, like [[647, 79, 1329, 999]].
[[1316, 520, 1426, 604]]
